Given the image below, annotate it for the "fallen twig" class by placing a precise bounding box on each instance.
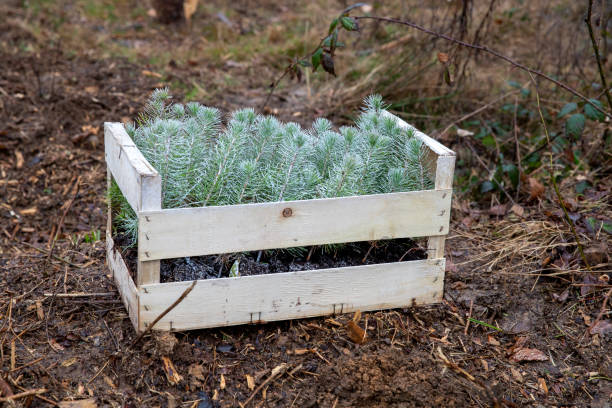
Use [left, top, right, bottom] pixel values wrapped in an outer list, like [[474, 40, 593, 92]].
[[20, 241, 84, 268], [42, 292, 115, 298], [241, 363, 289, 407], [0, 388, 47, 402], [585, 0, 612, 110], [130, 280, 197, 348]]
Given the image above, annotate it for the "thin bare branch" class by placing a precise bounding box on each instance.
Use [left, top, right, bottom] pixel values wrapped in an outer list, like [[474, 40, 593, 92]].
[[354, 15, 611, 118]]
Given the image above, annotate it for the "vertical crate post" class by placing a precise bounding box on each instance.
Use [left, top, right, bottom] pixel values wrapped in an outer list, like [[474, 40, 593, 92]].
[[137, 176, 162, 285], [427, 154, 455, 259], [104, 122, 162, 286]]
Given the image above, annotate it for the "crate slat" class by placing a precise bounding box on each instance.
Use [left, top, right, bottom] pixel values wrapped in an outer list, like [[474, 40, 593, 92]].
[[106, 232, 139, 328], [139, 259, 444, 331], [104, 122, 161, 213], [138, 188, 451, 261], [384, 111, 454, 157]]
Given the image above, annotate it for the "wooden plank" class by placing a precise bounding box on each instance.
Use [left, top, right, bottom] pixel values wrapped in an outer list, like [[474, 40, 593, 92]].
[[384, 111, 455, 157], [104, 122, 161, 213], [427, 155, 456, 259], [138, 189, 452, 261], [106, 232, 139, 330], [104, 122, 162, 285], [137, 260, 160, 286], [139, 259, 444, 331]]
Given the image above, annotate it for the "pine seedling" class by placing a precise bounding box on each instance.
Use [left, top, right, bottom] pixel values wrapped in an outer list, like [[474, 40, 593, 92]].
[[109, 91, 435, 248], [319, 153, 362, 198]]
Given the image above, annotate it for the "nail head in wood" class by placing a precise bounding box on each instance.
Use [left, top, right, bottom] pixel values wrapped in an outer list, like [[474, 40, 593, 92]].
[[282, 207, 293, 217]]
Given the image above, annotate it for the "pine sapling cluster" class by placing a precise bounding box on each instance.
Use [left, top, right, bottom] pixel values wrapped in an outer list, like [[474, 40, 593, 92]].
[[109, 90, 433, 246]]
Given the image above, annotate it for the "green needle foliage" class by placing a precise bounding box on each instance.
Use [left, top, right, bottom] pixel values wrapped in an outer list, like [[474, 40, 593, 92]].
[[109, 90, 434, 246]]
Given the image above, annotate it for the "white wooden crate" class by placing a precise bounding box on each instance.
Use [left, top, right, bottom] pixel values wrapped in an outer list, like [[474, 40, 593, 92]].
[[104, 113, 455, 332]]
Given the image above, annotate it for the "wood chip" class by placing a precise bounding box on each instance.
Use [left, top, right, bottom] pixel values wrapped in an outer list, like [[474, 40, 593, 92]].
[[219, 374, 225, 390], [538, 377, 548, 394], [36, 300, 44, 320], [20, 207, 37, 216], [510, 204, 524, 217], [141, 70, 162, 78], [59, 398, 97, 408], [345, 321, 366, 344], [489, 204, 507, 216], [161, 356, 182, 385], [509, 348, 548, 363], [245, 374, 255, 391], [15, 151, 24, 169], [183, 0, 198, 22], [510, 366, 523, 382], [527, 177, 545, 201]]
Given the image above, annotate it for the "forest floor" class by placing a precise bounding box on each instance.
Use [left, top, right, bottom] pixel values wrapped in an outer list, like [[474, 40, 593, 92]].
[[1, 0, 611, 407]]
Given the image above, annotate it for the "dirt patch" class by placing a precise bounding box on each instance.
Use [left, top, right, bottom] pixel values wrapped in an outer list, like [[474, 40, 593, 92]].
[[299, 350, 480, 407]]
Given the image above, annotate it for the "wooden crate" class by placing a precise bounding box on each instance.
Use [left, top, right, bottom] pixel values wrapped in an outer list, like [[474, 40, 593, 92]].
[[104, 113, 455, 332]]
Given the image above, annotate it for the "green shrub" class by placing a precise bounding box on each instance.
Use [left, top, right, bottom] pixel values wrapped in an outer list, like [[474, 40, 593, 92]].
[[109, 90, 433, 246]]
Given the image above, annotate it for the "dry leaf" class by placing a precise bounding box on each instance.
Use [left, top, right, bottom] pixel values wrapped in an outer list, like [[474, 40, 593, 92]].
[[183, 0, 198, 22], [456, 128, 474, 137], [461, 216, 473, 228], [161, 356, 183, 385], [15, 151, 24, 169], [167, 394, 177, 408], [61, 357, 79, 367], [480, 359, 489, 371], [103, 374, 116, 389], [59, 399, 97, 408], [20, 207, 38, 216], [220, 374, 226, 390], [552, 289, 569, 303], [81, 124, 98, 135], [487, 335, 500, 346], [527, 177, 545, 201], [589, 320, 612, 336], [245, 374, 255, 391], [510, 348, 548, 363], [36, 299, 44, 320], [188, 364, 205, 381], [437, 52, 450, 64], [538, 377, 548, 394], [510, 204, 524, 217], [489, 204, 507, 216], [345, 321, 366, 344], [141, 70, 162, 78], [450, 281, 467, 290], [154, 332, 178, 355], [50, 338, 65, 351], [510, 366, 523, 382]]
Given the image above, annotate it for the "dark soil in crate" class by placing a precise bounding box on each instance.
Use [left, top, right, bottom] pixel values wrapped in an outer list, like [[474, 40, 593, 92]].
[[114, 233, 427, 283]]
